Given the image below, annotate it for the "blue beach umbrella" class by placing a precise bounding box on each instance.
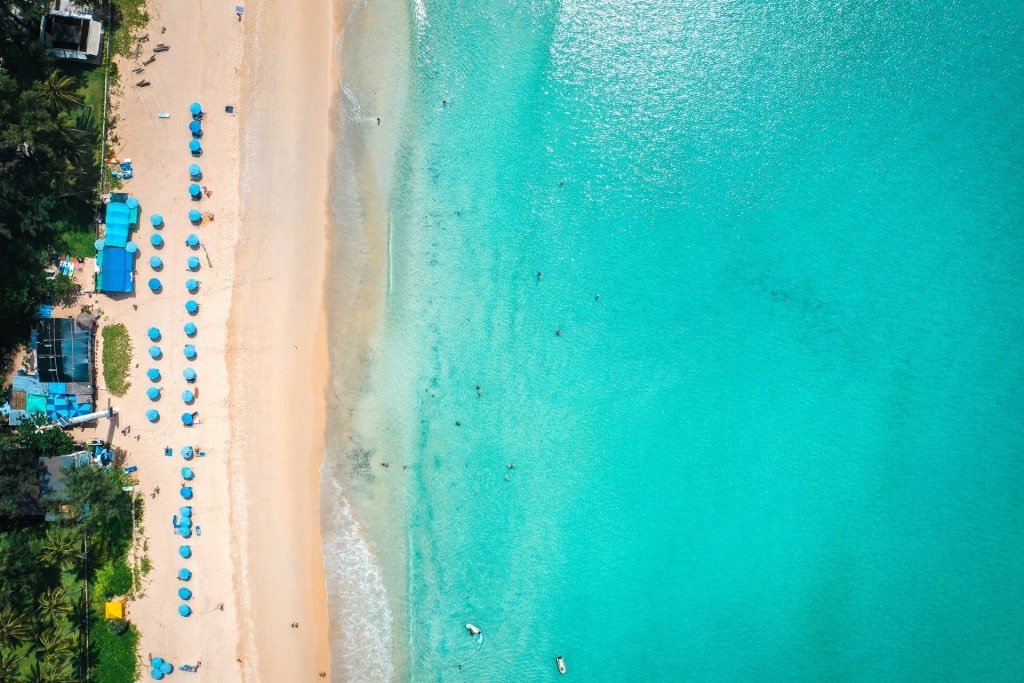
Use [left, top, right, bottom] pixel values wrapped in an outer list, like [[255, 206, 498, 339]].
[[186, 278, 199, 293], [160, 662, 172, 675], [189, 139, 202, 155], [150, 256, 163, 269], [182, 445, 194, 459], [183, 368, 197, 382], [147, 368, 161, 381], [188, 209, 202, 223], [185, 234, 200, 247], [183, 344, 197, 360], [182, 390, 195, 404], [150, 214, 163, 227], [178, 604, 192, 617], [146, 408, 160, 422], [179, 545, 191, 558], [178, 568, 191, 581], [188, 164, 202, 179], [180, 505, 192, 517], [147, 327, 161, 341], [180, 486, 193, 500], [148, 345, 162, 359], [184, 322, 197, 336], [150, 658, 164, 668], [182, 413, 195, 426], [190, 102, 202, 116], [179, 525, 191, 538], [148, 277, 162, 291], [188, 183, 202, 198], [187, 255, 201, 271], [178, 587, 192, 600], [185, 300, 199, 314], [189, 120, 202, 137], [126, 241, 139, 254], [151, 233, 164, 247], [93, 238, 104, 251], [146, 387, 160, 400], [181, 467, 194, 480], [126, 197, 139, 209], [151, 669, 164, 680]]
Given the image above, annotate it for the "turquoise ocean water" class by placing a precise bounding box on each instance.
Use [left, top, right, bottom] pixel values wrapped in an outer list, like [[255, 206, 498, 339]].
[[324, 1, 1024, 680]]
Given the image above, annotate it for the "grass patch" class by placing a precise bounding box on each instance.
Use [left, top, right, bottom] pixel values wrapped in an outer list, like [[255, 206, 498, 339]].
[[101, 324, 132, 396], [59, 229, 98, 260], [90, 617, 139, 683], [109, 0, 150, 59]]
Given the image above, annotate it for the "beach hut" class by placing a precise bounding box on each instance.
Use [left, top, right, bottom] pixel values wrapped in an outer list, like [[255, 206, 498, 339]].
[[148, 345, 162, 359], [146, 409, 160, 422], [182, 390, 195, 404], [150, 256, 163, 269], [179, 545, 191, 558], [184, 322, 197, 336], [178, 587, 192, 600], [147, 326, 161, 341], [183, 368, 197, 382], [150, 214, 163, 227], [190, 102, 203, 118], [178, 568, 192, 581], [180, 486, 193, 500], [189, 120, 202, 138], [181, 413, 195, 426], [178, 605, 192, 617], [182, 467, 195, 480], [148, 277, 162, 292], [146, 387, 160, 400], [181, 445, 194, 459], [187, 255, 201, 271], [189, 139, 202, 156], [188, 209, 202, 224], [189, 164, 202, 179], [184, 344, 197, 360], [185, 233, 200, 247], [186, 278, 199, 293], [151, 233, 164, 248], [147, 368, 161, 381], [185, 300, 199, 314]]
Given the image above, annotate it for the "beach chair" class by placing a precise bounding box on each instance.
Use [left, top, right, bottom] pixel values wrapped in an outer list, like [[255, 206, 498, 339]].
[[164, 446, 172, 457]]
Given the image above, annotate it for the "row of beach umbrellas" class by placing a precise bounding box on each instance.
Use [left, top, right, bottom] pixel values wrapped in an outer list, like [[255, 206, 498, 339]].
[[151, 209, 207, 227], [150, 233, 202, 248]]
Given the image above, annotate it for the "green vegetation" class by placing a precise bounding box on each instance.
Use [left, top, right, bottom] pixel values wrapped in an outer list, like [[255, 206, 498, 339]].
[[101, 324, 132, 397], [89, 618, 138, 683], [109, 0, 150, 59]]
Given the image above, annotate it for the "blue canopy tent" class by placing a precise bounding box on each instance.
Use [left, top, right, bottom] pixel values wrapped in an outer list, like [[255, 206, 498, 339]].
[[187, 255, 201, 271], [189, 164, 202, 179], [178, 568, 192, 581], [189, 139, 202, 156], [178, 605, 192, 617], [182, 390, 195, 404], [148, 277, 162, 292], [186, 234, 200, 247], [186, 278, 199, 293], [188, 120, 202, 137], [185, 300, 199, 314], [146, 387, 160, 400], [188, 183, 202, 199], [147, 327, 161, 341], [148, 346, 162, 359], [184, 344, 197, 360], [182, 467, 195, 480], [150, 256, 163, 269], [188, 209, 202, 223], [179, 545, 191, 558], [180, 486, 193, 500], [151, 234, 164, 247], [147, 368, 161, 381], [183, 368, 197, 382], [181, 445, 194, 459], [150, 214, 163, 227], [184, 322, 197, 336], [190, 102, 203, 117], [178, 587, 192, 600], [97, 243, 136, 293], [182, 413, 195, 426], [146, 409, 160, 422]]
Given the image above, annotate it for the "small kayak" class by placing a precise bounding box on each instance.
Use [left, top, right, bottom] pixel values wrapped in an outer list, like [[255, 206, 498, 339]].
[[556, 656, 566, 674], [465, 623, 481, 637]]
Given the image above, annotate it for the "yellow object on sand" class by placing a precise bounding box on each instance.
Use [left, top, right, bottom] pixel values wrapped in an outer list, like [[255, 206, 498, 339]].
[[105, 599, 127, 620]]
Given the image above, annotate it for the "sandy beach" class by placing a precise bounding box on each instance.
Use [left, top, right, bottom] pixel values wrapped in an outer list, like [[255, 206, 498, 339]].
[[71, 0, 335, 679]]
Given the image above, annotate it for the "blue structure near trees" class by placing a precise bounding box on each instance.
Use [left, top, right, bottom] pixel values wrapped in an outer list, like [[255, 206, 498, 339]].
[[96, 194, 139, 293]]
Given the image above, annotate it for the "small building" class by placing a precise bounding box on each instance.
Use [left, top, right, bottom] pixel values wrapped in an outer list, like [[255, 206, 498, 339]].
[[40, 10, 103, 64]]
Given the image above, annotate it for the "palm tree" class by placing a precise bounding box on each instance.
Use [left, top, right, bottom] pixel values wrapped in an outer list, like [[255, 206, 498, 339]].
[[34, 626, 75, 662], [37, 658, 76, 683], [0, 607, 31, 649], [36, 588, 72, 626], [39, 528, 81, 572], [32, 71, 82, 112], [0, 648, 24, 679]]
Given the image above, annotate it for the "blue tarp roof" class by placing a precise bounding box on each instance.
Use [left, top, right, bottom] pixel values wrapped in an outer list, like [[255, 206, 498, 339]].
[[104, 202, 132, 248], [97, 246, 135, 293]]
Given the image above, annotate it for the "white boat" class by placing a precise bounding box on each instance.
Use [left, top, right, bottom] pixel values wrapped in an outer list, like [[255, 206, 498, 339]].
[[556, 656, 566, 674], [465, 623, 481, 637]]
